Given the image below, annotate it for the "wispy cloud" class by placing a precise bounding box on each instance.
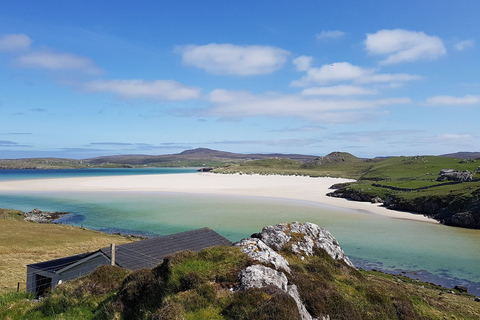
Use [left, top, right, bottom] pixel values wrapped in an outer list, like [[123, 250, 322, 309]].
[[316, 30, 345, 40], [210, 138, 323, 147], [0, 33, 31, 52], [293, 55, 313, 71], [0, 140, 32, 147], [455, 39, 474, 51], [365, 29, 446, 65], [17, 49, 102, 74], [291, 61, 421, 86], [177, 43, 290, 75], [83, 79, 201, 101], [302, 85, 377, 96], [270, 126, 326, 133], [88, 142, 191, 151], [200, 89, 410, 123], [426, 95, 480, 105], [331, 130, 423, 142]]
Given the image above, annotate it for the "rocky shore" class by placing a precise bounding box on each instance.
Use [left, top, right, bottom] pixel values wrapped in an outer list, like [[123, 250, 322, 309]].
[[327, 185, 480, 229], [23, 208, 69, 223]]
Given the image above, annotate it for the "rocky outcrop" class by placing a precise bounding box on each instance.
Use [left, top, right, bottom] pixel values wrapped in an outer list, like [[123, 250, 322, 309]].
[[437, 169, 473, 182], [235, 222, 353, 320], [24, 208, 68, 223], [237, 265, 323, 320], [328, 185, 480, 229], [254, 222, 354, 268], [235, 238, 291, 273], [327, 188, 384, 204], [237, 265, 288, 291]]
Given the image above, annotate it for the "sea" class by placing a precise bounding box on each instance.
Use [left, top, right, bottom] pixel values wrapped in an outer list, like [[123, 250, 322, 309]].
[[1, 168, 479, 295]]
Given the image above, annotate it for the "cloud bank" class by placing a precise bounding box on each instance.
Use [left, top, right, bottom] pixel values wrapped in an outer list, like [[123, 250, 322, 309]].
[[365, 29, 446, 65], [84, 79, 201, 101], [0, 34, 31, 51], [178, 43, 290, 75]]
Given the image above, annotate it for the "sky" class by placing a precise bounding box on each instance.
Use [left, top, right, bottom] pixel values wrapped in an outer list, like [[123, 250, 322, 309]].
[[0, 1, 479, 159]]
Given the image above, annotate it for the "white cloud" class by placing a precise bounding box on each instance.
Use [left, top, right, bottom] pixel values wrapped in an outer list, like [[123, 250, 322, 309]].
[[204, 89, 409, 123], [291, 61, 421, 86], [365, 29, 446, 65], [332, 130, 423, 142], [178, 43, 290, 75], [420, 134, 474, 145], [316, 30, 345, 40], [291, 62, 373, 86], [17, 50, 101, 74], [455, 39, 474, 51], [426, 95, 480, 105], [293, 55, 313, 71], [358, 73, 422, 84], [0, 34, 31, 51], [84, 79, 201, 101], [302, 85, 377, 96]]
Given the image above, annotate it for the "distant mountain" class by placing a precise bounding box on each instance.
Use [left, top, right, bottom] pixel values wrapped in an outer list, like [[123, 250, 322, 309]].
[[83, 148, 318, 166], [441, 152, 480, 159]]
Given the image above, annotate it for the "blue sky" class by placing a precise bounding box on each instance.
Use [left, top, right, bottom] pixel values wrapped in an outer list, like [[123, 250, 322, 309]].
[[0, 1, 479, 159]]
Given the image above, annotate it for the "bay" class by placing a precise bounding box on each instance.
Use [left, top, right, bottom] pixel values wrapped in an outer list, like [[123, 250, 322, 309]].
[[1, 169, 479, 295]]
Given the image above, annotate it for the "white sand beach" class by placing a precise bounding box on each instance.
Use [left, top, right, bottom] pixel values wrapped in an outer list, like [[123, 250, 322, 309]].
[[0, 173, 436, 223]]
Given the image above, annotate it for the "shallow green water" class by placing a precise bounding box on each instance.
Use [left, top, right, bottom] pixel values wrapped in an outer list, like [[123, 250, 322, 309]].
[[1, 190, 479, 294]]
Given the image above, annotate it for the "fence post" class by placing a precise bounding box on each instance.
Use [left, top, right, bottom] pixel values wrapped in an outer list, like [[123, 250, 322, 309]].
[[111, 243, 116, 266]]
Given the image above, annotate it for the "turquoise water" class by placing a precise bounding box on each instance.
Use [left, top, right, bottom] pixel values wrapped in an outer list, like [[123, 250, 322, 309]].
[[0, 168, 199, 181], [1, 169, 479, 295]]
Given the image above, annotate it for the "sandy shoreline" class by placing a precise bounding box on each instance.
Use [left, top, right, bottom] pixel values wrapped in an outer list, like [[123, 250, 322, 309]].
[[0, 172, 436, 223]]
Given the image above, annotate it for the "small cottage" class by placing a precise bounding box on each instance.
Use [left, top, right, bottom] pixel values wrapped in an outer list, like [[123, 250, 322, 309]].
[[27, 228, 232, 296]]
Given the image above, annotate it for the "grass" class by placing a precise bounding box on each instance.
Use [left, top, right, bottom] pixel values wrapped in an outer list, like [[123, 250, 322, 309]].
[[0, 214, 135, 294], [214, 158, 370, 178], [2, 245, 479, 319]]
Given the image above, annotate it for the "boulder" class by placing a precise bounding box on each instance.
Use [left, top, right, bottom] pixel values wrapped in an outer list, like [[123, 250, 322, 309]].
[[234, 238, 291, 273], [454, 285, 468, 293], [437, 169, 473, 182], [237, 265, 288, 292], [258, 222, 354, 268], [24, 208, 69, 223], [237, 265, 315, 320]]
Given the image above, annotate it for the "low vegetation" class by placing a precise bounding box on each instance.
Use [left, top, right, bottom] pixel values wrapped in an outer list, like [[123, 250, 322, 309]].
[[216, 153, 480, 228], [2, 245, 479, 319], [0, 211, 134, 294]]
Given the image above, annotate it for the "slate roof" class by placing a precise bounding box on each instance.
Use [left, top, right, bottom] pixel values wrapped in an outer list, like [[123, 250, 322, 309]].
[[28, 252, 93, 272], [100, 227, 232, 270], [28, 228, 232, 273]]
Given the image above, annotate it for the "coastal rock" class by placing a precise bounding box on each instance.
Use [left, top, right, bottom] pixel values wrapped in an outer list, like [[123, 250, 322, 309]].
[[450, 212, 477, 228], [24, 208, 69, 223], [437, 169, 473, 182], [237, 265, 315, 320], [234, 238, 291, 273], [370, 196, 384, 204], [237, 265, 288, 292], [454, 285, 468, 293], [258, 222, 354, 268]]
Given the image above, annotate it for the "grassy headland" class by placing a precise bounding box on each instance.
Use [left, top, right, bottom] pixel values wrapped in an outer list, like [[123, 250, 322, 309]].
[[2, 245, 479, 319], [214, 153, 480, 228]]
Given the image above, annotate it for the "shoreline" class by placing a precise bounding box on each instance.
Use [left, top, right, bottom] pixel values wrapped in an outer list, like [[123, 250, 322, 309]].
[[0, 172, 436, 224]]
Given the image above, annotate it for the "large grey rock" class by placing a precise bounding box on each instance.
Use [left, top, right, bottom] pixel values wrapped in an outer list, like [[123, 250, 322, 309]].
[[235, 238, 291, 273], [237, 265, 288, 291], [438, 169, 473, 182], [237, 265, 314, 320], [258, 222, 354, 268]]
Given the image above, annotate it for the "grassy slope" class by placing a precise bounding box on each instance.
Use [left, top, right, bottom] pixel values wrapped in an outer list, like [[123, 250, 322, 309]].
[[0, 210, 134, 293], [2, 246, 479, 320]]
